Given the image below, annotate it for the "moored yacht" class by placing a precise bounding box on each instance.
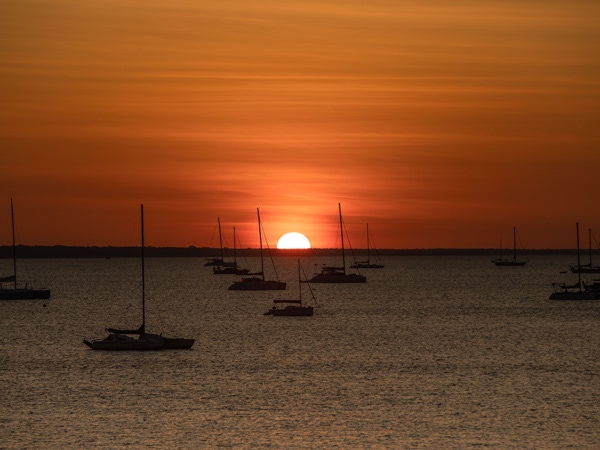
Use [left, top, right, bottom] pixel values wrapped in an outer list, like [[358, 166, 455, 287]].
[[305, 203, 366, 283], [0, 198, 50, 300], [83, 205, 195, 351], [492, 227, 527, 266], [549, 222, 600, 301], [228, 208, 286, 291], [265, 260, 315, 316]]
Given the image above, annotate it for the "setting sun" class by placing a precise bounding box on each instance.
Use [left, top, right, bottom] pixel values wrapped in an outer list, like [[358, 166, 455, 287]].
[[277, 232, 311, 249]]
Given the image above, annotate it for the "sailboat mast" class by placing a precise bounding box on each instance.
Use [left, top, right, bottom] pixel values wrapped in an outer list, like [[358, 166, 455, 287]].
[[589, 228, 593, 267], [366, 223, 370, 263], [141, 204, 146, 331], [298, 259, 302, 303], [257, 208, 264, 280], [10, 198, 16, 290], [217, 217, 223, 262], [576, 222, 581, 290], [513, 227, 517, 261], [338, 203, 346, 273], [233, 226, 237, 266]]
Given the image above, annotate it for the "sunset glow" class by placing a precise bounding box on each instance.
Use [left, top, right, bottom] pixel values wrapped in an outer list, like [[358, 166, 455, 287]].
[[277, 232, 311, 249], [1, 1, 599, 249]]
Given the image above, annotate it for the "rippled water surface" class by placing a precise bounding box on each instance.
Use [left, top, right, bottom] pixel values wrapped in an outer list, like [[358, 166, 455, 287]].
[[1, 255, 599, 448]]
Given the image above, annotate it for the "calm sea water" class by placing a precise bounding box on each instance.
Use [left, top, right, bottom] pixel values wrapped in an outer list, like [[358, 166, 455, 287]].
[[1, 255, 599, 449]]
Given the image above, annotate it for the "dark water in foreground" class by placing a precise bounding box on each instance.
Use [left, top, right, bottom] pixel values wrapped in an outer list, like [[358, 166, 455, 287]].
[[1, 255, 599, 449]]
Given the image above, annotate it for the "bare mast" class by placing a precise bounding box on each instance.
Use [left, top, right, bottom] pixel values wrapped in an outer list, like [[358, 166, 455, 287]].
[[141, 204, 146, 334], [257, 208, 264, 281], [576, 222, 581, 290], [217, 217, 223, 262], [338, 203, 346, 274], [512, 227, 517, 262], [10, 198, 16, 290]]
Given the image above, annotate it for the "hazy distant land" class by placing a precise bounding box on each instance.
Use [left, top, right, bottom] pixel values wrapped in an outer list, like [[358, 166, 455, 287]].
[[0, 245, 578, 259]]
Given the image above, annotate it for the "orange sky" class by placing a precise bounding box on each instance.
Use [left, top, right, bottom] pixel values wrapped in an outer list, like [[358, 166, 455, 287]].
[[1, 0, 599, 248]]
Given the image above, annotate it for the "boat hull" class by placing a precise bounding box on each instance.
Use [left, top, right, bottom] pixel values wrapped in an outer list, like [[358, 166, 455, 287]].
[[83, 333, 195, 351], [161, 337, 196, 349], [492, 259, 526, 267], [204, 258, 226, 266], [549, 291, 600, 300], [213, 267, 250, 275], [82, 336, 164, 351], [228, 277, 286, 290], [350, 263, 384, 269], [265, 306, 314, 316], [0, 288, 51, 300], [305, 273, 366, 283], [570, 267, 600, 274]]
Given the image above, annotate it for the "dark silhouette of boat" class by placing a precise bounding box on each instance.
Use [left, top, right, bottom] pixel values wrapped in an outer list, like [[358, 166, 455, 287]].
[[213, 266, 250, 275], [584, 279, 600, 292], [350, 223, 384, 269], [213, 226, 250, 275], [265, 260, 315, 316], [0, 198, 50, 300], [228, 208, 286, 291], [570, 228, 600, 273], [492, 227, 527, 266], [549, 222, 600, 300], [204, 217, 234, 267], [305, 203, 366, 283], [549, 282, 600, 300], [83, 205, 195, 350]]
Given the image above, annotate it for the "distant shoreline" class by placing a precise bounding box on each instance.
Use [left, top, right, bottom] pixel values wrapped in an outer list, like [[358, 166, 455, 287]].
[[0, 245, 579, 259]]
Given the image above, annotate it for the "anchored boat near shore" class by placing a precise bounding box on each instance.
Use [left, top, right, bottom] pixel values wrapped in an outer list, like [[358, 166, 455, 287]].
[[0, 198, 50, 300]]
